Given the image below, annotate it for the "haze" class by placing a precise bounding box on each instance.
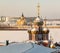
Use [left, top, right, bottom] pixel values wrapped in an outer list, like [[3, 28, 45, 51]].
[[0, 0, 60, 18]]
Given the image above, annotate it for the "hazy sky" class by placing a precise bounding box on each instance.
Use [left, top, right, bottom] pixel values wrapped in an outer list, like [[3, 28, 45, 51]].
[[0, 0, 60, 18]]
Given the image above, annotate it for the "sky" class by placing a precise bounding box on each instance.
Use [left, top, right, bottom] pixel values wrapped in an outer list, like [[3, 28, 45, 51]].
[[0, 0, 60, 18]]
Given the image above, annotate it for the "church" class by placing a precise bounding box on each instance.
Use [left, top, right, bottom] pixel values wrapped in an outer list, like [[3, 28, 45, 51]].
[[0, 2, 50, 42], [0, 1, 58, 48]]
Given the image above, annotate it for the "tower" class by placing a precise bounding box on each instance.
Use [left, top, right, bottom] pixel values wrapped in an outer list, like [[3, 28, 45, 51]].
[[16, 13, 27, 27], [21, 13, 24, 19], [28, 1, 49, 46], [28, 1, 43, 42], [33, 1, 43, 28]]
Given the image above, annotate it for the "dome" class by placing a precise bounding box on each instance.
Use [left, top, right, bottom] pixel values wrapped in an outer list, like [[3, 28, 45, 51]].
[[33, 16, 43, 25], [42, 27, 49, 33], [34, 17, 40, 22], [28, 28, 32, 33], [34, 17, 43, 22], [43, 28, 48, 31], [31, 28, 38, 34], [31, 28, 38, 31]]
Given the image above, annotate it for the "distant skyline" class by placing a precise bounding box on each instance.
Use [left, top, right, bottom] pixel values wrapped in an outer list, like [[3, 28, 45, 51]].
[[0, 0, 60, 18]]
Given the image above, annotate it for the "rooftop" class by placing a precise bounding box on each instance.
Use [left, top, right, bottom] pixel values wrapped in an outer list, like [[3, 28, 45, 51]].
[[0, 42, 56, 53]]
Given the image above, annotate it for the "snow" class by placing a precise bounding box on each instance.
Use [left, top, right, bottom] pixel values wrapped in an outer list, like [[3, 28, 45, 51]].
[[43, 27, 48, 31], [43, 40, 48, 43], [0, 42, 33, 53], [35, 17, 40, 22], [0, 31, 29, 42], [34, 17, 43, 22], [0, 42, 56, 53], [0, 29, 60, 43], [31, 28, 38, 31], [49, 28, 60, 43], [25, 43, 56, 53]]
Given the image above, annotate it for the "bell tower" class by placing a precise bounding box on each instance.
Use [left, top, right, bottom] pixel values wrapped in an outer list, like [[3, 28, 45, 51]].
[[28, 1, 49, 46]]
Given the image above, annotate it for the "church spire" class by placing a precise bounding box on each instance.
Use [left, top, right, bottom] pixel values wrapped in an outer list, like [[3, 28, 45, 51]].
[[37, 1, 40, 17], [21, 12, 24, 19]]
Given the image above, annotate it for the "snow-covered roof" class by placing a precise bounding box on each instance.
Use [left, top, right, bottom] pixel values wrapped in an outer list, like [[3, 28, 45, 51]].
[[43, 40, 48, 43], [34, 17, 43, 22], [31, 28, 38, 31], [35, 17, 40, 22], [0, 42, 56, 53], [43, 27, 49, 31], [25, 43, 56, 53], [0, 42, 33, 53]]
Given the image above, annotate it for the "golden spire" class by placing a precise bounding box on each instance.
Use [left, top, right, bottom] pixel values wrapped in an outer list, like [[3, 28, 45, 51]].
[[37, 1, 40, 17]]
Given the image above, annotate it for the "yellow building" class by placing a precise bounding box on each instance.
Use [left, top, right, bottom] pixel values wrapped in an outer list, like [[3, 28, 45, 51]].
[[16, 13, 27, 27]]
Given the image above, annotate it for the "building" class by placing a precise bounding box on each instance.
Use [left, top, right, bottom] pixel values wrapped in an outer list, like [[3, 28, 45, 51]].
[[0, 42, 57, 53], [0, 1, 60, 45], [16, 13, 27, 27]]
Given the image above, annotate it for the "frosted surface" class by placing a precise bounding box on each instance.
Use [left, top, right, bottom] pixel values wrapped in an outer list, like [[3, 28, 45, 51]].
[[0, 30, 29, 42], [0, 42, 56, 53]]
